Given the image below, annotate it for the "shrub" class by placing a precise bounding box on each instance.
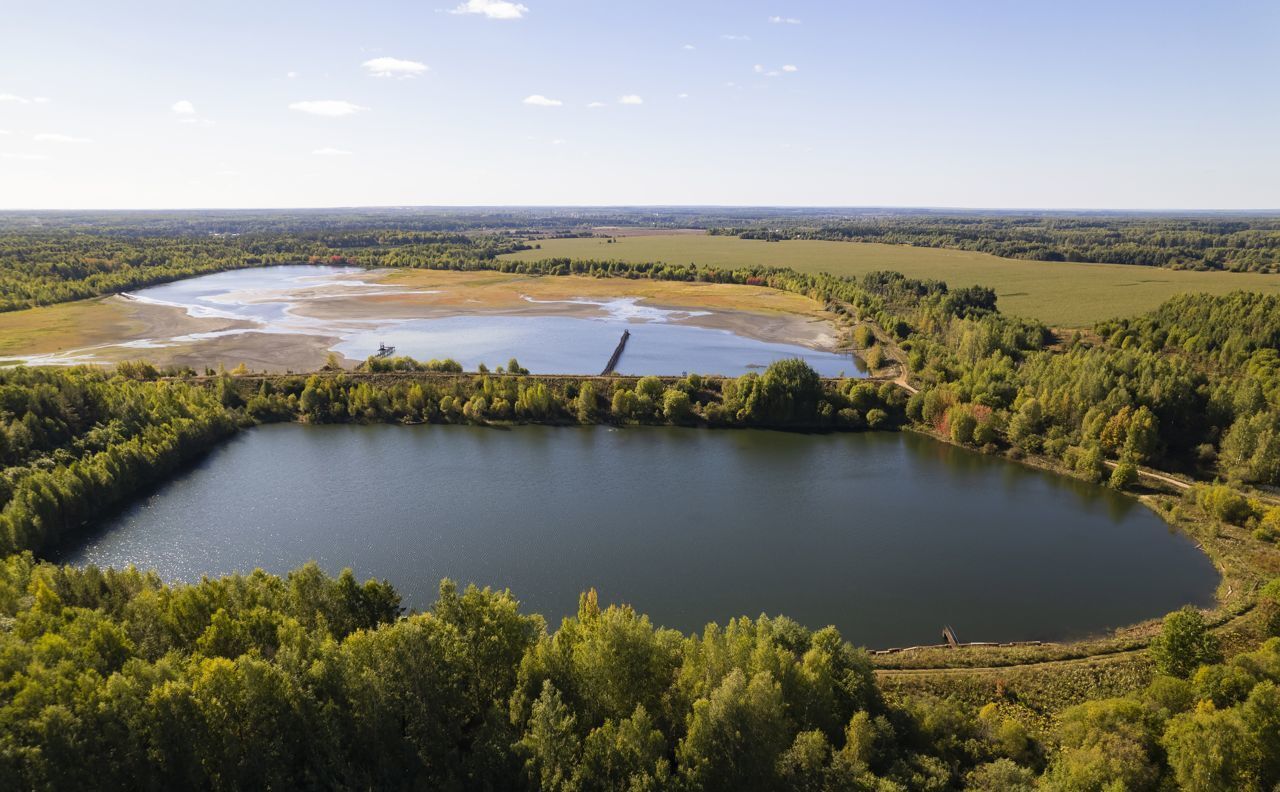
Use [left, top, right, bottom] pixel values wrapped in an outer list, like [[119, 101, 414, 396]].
[[1109, 458, 1139, 489], [1150, 607, 1221, 678]]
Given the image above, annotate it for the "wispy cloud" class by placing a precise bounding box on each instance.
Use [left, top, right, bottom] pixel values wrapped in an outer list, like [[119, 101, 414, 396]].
[[769, 16, 801, 24], [1, 151, 50, 161], [523, 94, 562, 107], [618, 95, 643, 105], [288, 100, 366, 117], [451, 0, 528, 19], [0, 129, 9, 135], [550, 138, 565, 145], [362, 57, 429, 78], [171, 100, 196, 115], [721, 34, 751, 41], [0, 93, 47, 104], [286, 71, 298, 79], [677, 93, 689, 100], [682, 44, 696, 51], [756, 63, 798, 77], [312, 147, 352, 156], [34, 133, 90, 143], [586, 101, 606, 108]]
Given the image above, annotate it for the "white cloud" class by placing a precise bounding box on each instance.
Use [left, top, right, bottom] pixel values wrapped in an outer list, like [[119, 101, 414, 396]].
[[682, 44, 696, 51], [550, 138, 565, 145], [312, 147, 352, 156], [782, 64, 798, 72], [451, 0, 528, 19], [362, 57, 429, 78], [769, 16, 801, 24], [523, 94, 562, 107], [721, 34, 751, 41], [753, 64, 765, 74], [286, 71, 298, 79], [34, 133, 90, 143], [33, 97, 51, 104], [171, 100, 196, 115], [1, 152, 50, 161], [618, 95, 643, 105], [0, 129, 9, 135], [677, 93, 689, 99], [288, 100, 366, 117], [586, 101, 606, 108], [0, 93, 30, 104]]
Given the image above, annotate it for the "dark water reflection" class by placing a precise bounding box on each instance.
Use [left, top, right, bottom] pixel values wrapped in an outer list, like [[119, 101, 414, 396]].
[[58, 425, 1218, 647]]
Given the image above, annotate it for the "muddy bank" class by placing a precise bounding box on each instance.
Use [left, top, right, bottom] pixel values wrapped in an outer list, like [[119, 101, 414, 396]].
[[0, 267, 845, 373]]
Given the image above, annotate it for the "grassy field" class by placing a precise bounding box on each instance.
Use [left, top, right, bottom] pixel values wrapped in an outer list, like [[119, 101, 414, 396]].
[[501, 235, 1280, 326], [0, 297, 144, 359]]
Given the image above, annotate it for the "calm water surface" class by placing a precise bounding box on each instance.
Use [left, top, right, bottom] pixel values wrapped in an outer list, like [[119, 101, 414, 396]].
[[59, 425, 1218, 647]]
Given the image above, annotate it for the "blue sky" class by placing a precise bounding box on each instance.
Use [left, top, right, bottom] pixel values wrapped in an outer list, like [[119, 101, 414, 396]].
[[1, 0, 1277, 209]]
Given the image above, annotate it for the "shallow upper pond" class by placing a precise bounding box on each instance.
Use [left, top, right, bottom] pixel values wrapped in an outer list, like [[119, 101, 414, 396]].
[[122, 266, 862, 377], [58, 425, 1218, 647]]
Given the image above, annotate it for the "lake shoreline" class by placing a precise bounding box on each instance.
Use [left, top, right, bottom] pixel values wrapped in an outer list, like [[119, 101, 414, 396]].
[[60, 421, 1218, 649]]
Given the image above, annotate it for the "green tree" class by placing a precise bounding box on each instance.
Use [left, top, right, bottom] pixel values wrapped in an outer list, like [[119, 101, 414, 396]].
[[677, 669, 790, 792], [1109, 457, 1138, 489], [575, 382, 598, 423], [662, 388, 693, 424], [1151, 606, 1221, 678], [1162, 705, 1256, 792]]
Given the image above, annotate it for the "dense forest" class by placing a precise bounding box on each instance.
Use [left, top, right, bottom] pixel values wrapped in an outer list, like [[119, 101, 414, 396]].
[[3, 214, 1280, 787], [2, 550, 1279, 789], [718, 215, 1280, 272]]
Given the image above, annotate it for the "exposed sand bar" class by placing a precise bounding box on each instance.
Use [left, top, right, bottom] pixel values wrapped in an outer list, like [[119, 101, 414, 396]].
[[0, 268, 843, 373]]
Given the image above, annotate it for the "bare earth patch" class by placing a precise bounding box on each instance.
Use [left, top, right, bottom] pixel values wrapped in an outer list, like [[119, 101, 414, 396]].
[[0, 268, 841, 372]]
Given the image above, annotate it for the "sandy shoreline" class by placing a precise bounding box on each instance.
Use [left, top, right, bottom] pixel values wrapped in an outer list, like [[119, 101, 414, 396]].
[[0, 268, 843, 372]]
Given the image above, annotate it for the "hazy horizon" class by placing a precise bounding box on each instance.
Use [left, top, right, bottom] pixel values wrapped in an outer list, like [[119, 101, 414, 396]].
[[3, 0, 1278, 210], [2, 204, 1279, 215]]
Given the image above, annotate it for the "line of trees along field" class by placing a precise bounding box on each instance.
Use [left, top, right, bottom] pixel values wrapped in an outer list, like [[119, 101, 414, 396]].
[[717, 214, 1280, 272], [4, 209, 1280, 312]]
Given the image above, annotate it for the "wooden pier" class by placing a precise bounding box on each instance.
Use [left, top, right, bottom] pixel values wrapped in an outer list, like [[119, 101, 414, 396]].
[[600, 329, 630, 375]]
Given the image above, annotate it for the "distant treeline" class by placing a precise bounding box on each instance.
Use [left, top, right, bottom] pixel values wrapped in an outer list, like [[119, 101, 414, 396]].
[[715, 215, 1280, 272], [0, 231, 522, 312], [5, 209, 1280, 311]]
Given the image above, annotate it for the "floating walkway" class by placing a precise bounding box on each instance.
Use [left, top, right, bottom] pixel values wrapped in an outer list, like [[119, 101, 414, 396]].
[[600, 330, 630, 375]]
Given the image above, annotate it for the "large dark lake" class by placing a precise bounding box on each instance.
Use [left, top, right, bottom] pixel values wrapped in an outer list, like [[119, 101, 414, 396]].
[[59, 425, 1218, 647]]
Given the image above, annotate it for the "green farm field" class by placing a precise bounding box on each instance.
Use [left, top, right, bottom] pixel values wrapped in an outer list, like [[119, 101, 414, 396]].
[[502, 234, 1280, 327]]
